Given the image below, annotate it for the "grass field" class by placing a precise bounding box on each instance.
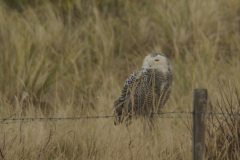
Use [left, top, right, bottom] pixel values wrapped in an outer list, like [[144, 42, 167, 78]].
[[1, 0, 240, 159]]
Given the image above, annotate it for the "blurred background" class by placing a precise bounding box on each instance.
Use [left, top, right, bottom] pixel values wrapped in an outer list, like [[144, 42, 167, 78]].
[[0, 0, 240, 159]]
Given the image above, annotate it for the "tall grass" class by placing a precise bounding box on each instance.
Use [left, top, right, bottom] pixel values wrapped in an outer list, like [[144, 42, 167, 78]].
[[1, 0, 240, 159]]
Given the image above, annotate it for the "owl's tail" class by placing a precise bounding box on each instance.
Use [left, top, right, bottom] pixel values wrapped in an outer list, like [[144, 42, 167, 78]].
[[113, 100, 132, 125], [113, 102, 124, 125], [114, 112, 132, 125]]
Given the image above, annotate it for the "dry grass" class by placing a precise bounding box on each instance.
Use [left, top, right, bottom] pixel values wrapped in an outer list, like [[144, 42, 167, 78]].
[[1, 0, 240, 159]]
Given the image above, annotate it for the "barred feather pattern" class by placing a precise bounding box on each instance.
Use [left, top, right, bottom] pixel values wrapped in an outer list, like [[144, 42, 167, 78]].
[[114, 66, 173, 125]]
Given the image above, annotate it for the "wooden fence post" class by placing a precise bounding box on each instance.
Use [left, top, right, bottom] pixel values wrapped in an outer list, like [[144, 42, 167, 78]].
[[193, 89, 207, 160]]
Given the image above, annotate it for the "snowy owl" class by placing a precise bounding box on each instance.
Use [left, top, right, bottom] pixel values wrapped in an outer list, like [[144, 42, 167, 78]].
[[113, 53, 173, 125]]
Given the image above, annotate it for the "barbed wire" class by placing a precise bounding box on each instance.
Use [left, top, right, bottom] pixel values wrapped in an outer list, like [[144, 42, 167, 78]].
[[0, 111, 192, 124], [1, 111, 240, 124], [0, 116, 191, 124]]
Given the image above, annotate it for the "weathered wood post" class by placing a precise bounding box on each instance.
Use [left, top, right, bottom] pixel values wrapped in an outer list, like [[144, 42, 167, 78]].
[[193, 89, 207, 160]]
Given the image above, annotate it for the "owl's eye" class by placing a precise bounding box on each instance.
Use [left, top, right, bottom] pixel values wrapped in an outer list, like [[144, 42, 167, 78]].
[[155, 59, 159, 62]]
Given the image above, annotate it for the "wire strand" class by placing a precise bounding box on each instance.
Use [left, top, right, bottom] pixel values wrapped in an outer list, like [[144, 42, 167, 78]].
[[1, 111, 239, 124]]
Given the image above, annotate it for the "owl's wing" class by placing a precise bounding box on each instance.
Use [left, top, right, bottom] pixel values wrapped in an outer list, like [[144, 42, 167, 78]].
[[113, 68, 144, 108], [119, 69, 144, 100], [113, 69, 145, 125]]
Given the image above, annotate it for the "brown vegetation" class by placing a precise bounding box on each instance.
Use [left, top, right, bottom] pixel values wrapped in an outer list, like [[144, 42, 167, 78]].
[[1, 0, 240, 159]]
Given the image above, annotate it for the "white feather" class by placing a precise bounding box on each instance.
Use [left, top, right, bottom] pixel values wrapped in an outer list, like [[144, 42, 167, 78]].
[[142, 54, 169, 74]]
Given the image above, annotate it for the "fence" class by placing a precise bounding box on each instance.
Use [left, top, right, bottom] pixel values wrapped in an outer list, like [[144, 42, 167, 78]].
[[1, 89, 237, 160], [0, 111, 192, 123]]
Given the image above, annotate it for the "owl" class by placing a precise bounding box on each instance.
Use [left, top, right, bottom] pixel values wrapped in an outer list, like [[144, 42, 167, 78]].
[[113, 53, 173, 125]]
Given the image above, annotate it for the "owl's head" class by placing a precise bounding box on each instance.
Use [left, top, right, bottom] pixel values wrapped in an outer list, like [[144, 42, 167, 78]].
[[142, 53, 171, 72]]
